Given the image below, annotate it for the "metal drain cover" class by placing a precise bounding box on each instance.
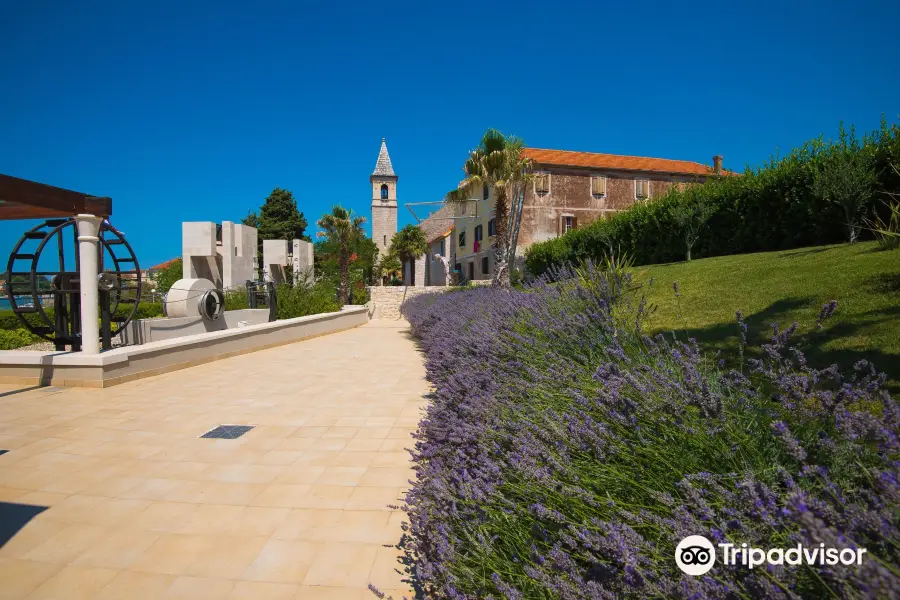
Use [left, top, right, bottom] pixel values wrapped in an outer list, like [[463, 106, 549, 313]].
[[200, 425, 254, 439]]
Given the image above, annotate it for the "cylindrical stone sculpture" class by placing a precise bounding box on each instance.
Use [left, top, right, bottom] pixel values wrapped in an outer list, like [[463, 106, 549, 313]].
[[163, 278, 224, 321]]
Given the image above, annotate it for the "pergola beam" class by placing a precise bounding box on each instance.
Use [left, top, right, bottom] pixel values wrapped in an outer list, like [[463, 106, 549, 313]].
[[0, 174, 112, 221]]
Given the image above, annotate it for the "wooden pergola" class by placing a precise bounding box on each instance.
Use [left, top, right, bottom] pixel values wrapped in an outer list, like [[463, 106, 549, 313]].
[[0, 174, 112, 221]]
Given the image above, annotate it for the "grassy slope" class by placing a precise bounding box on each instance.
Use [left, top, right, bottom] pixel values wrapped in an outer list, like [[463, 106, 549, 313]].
[[634, 242, 900, 389]]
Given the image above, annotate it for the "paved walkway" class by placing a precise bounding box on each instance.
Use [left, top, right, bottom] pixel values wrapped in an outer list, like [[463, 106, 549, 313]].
[[0, 320, 425, 599]]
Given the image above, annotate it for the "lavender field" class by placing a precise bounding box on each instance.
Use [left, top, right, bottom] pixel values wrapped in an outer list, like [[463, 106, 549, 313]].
[[397, 265, 900, 599]]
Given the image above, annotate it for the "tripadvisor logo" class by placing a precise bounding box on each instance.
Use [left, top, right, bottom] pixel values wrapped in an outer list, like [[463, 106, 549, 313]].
[[676, 535, 868, 576]]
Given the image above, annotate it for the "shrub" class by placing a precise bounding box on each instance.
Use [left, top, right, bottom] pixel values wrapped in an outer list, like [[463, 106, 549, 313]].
[[398, 265, 899, 598], [525, 120, 900, 276], [275, 280, 340, 319], [223, 287, 250, 311], [350, 284, 370, 305], [0, 328, 40, 349]]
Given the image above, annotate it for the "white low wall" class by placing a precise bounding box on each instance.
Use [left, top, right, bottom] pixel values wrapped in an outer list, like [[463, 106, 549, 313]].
[[0, 306, 368, 388], [119, 309, 272, 345]]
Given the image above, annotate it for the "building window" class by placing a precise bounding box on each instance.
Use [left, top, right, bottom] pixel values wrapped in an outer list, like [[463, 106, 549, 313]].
[[559, 215, 577, 236], [591, 175, 607, 196], [458, 230, 466, 248], [634, 179, 650, 200], [488, 218, 495, 237], [474, 225, 483, 242], [481, 256, 489, 274], [535, 173, 550, 194], [380, 184, 389, 199], [439, 239, 445, 256], [483, 184, 489, 200], [383, 235, 386, 246]]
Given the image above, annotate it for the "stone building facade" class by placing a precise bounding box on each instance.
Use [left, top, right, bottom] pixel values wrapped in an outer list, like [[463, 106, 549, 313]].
[[450, 148, 727, 280], [370, 138, 398, 256]]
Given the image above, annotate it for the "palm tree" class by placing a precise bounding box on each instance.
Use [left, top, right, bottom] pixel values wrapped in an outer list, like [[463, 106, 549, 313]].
[[317, 205, 366, 303], [391, 225, 428, 286], [374, 248, 402, 285], [448, 129, 532, 288]]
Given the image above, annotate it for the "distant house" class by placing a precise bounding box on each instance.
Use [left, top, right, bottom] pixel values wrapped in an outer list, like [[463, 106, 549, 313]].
[[450, 148, 731, 280]]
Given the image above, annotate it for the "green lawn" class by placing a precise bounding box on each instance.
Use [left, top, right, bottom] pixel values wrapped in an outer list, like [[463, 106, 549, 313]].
[[633, 242, 900, 390]]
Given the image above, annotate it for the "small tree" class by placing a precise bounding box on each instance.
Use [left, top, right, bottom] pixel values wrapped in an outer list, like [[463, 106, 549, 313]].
[[374, 248, 402, 285], [316, 206, 366, 304], [671, 196, 717, 261], [391, 225, 428, 286], [812, 126, 877, 243], [150, 258, 183, 295], [257, 188, 310, 242]]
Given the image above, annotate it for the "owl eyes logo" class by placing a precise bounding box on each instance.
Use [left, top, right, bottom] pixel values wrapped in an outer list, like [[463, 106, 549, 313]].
[[676, 535, 716, 575]]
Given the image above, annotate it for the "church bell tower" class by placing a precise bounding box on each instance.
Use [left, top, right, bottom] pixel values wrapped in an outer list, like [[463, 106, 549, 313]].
[[371, 138, 398, 256]]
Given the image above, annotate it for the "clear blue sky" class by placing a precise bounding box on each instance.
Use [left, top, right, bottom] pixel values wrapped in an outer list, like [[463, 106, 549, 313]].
[[2, 0, 898, 268]]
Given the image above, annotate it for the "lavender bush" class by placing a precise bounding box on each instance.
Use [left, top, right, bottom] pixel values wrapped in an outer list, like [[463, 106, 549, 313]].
[[397, 264, 900, 599]]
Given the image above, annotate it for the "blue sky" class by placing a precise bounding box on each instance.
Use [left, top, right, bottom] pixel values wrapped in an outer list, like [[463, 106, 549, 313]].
[[1, 0, 898, 268]]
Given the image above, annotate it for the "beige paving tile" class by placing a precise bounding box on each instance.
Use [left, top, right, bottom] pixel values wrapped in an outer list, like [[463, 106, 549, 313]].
[[204, 464, 286, 484], [72, 528, 160, 569], [0, 322, 428, 598], [253, 484, 312, 508], [23, 523, 110, 563], [241, 539, 319, 583], [26, 564, 119, 600], [177, 503, 245, 535], [94, 571, 176, 600], [184, 535, 268, 578], [0, 558, 63, 600], [274, 465, 327, 485], [161, 575, 235, 599], [130, 533, 217, 575], [226, 581, 300, 600], [313, 467, 368, 487], [272, 508, 343, 541], [327, 510, 391, 544], [297, 485, 355, 509], [343, 438, 387, 452], [301, 542, 378, 587], [295, 586, 367, 599], [359, 468, 413, 488], [0, 518, 70, 559], [130, 501, 198, 532], [344, 487, 402, 511], [369, 452, 411, 468], [368, 545, 408, 591]]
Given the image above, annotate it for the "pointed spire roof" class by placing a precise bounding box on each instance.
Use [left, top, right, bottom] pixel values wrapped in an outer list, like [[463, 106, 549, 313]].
[[372, 138, 396, 176]]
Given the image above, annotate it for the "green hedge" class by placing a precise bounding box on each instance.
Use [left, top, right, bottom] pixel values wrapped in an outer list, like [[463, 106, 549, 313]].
[[525, 120, 900, 275], [0, 301, 164, 332], [0, 329, 41, 350]]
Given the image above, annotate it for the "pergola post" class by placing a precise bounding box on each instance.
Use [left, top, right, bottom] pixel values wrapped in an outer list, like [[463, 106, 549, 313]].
[[75, 214, 103, 354]]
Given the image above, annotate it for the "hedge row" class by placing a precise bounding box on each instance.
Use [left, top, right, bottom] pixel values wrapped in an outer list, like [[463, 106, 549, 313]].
[[0, 302, 164, 331], [525, 120, 900, 275]]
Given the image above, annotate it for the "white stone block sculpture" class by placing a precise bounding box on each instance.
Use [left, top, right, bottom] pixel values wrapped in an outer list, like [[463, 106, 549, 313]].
[[292, 239, 314, 280], [182, 221, 258, 290], [263, 239, 290, 283]]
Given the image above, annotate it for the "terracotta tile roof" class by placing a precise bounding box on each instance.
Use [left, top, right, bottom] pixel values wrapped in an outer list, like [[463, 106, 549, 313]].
[[418, 204, 455, 243], [522, 148, 732, 177], [148, 258, 180, 271]]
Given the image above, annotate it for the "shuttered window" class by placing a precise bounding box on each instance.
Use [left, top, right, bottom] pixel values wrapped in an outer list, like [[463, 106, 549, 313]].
[[535, 174, 550, 194], [559, 215, 578, 236], [635, 179, 650, 199], [591, 176, 607, 196]]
